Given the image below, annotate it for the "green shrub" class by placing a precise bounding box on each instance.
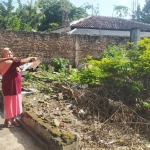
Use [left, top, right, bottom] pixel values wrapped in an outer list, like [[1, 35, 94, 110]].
[[138, 37, 150, 51], [99, 45, 126, 60], [51, 58, 69, 72], [79, 65, 102, 84], [39, 63, 47, 71]]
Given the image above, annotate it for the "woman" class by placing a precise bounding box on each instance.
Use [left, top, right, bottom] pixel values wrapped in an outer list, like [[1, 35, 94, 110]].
[[0, 47, 37, 128]]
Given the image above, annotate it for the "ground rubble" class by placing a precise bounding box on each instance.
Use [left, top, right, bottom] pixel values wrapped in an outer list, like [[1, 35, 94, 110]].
[[21, 82, 150, 150]]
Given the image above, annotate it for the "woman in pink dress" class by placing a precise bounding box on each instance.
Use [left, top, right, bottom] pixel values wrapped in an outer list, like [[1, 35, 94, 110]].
[[0, 47, 37, 128]]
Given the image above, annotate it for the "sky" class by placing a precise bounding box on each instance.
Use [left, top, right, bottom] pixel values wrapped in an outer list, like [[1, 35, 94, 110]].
[[12, 0, 145, 17], [69, 0, 145, 17]]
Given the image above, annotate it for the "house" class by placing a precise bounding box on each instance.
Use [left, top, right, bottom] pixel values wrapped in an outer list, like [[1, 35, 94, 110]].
[[50, 24, 71, 33], [51, 16, 150, 37]]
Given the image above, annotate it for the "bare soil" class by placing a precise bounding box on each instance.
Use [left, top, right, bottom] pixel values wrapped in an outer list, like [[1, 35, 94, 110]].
[[21, 80, 150, 150]]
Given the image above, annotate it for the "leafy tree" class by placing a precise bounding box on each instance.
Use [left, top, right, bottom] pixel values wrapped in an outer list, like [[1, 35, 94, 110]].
[[37, 0, 87, 31], [0, 0, 88, 31], [113, 5, 129, 18], [69, 5, 88, 21], [16, 0, 43, 31], [37, 0, 62, 31], [0, 0, 20, 30], [143, 0, 150, 12], [132, 0, 150, 24], [81, 2, 99, 16], [131, 5, 142, 21], [139, 0, 150, 24]]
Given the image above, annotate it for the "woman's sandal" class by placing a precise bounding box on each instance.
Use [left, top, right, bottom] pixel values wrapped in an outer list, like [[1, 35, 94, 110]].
[[4, 122, 15, 128], [12, 121, 20, 127]]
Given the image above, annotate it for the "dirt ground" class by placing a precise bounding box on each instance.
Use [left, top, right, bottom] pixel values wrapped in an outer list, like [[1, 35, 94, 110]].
[[21, 83, 150, 150]]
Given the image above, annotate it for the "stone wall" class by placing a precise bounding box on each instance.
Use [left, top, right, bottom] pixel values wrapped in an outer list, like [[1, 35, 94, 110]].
[[0, 30, 129, 67]]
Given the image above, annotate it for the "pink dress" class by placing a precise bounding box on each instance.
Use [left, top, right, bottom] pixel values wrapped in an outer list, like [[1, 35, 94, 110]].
[[2, 61, 22, 119]]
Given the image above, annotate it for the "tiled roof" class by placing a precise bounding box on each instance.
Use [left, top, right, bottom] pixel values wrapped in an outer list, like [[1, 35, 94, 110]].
[[70, 16, 150, 31]]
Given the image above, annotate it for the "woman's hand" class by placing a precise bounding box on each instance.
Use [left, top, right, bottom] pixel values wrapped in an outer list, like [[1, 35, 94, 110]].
[[20, 57, 38, 65], [9, 57, 18, 62], [12, 57, 18, 61], [31, 57, 37, 62]]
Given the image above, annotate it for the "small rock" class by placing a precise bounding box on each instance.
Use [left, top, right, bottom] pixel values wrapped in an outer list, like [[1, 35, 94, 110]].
[[53, 113, 61, 116], [66, 103, 72, 109], [52, 119, 60, 127], [82, 134, 88, 141], [72, 109, 78, 115], [38, 100, 44, 103], [57, 93, 63, 100], [62, 118, 72, 123], [79, 109, 85, 114], [59, 122, 65, 128], [146, 144, 150, 148], [51, 94, 57, 99], [70, 105, 77, 110], [56, 107, 59, 110], [33, 97, 36, 100]]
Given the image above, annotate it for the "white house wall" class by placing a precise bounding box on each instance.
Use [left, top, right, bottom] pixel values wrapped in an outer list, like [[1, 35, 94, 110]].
[[67, 28, 150, 37]]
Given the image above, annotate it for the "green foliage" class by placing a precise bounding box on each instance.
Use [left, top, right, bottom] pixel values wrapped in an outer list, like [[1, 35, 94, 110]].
[[68, 69, 80, 83], [46, 22, 59, 32], [51, 58, 69, 72], [23, 72, 33, 81], [81, 2, 99, 16], [132, 0, 150, 23], [77, 46, 130, 86], [39, 63, 47, 71], [37, 0, 87, 31], [36, 83, 53, 93], [17, 0, 43, 31], [81, 55, 93, 64], [0, 0, 88, 31], [5, 15, 21, 30], [113, 5, 129, 18], [143, 101, 150, 109], [22, 37, 150, 107], [140, 0, 150, 24], [128, 38, 150, 81], [74, 39, 150, 103], [99, 57, 129, 77], [0, 0, 18, 29], [79, 65, 101, 84], [129, 49, 150, 95], [69, 6, 88, 21], [99, 45, 127, 60], [137, 37, 150, 51]]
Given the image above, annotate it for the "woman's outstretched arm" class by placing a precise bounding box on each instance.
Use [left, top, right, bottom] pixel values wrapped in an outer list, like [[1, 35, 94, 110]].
[[0, 57, 18, 63], [20, 57, 37, 66]]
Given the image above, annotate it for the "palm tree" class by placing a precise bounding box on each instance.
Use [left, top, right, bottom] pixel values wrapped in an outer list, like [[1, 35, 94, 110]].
[[0, 0, 20, 30], [16, 0, 44, 31]]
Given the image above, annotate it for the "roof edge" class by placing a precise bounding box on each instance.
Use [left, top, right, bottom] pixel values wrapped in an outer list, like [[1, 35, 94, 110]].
[[70, 15, 92, 26]]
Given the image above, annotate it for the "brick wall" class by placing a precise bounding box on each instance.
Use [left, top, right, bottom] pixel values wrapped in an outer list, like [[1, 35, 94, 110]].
[[0, 30, 129, 67]]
